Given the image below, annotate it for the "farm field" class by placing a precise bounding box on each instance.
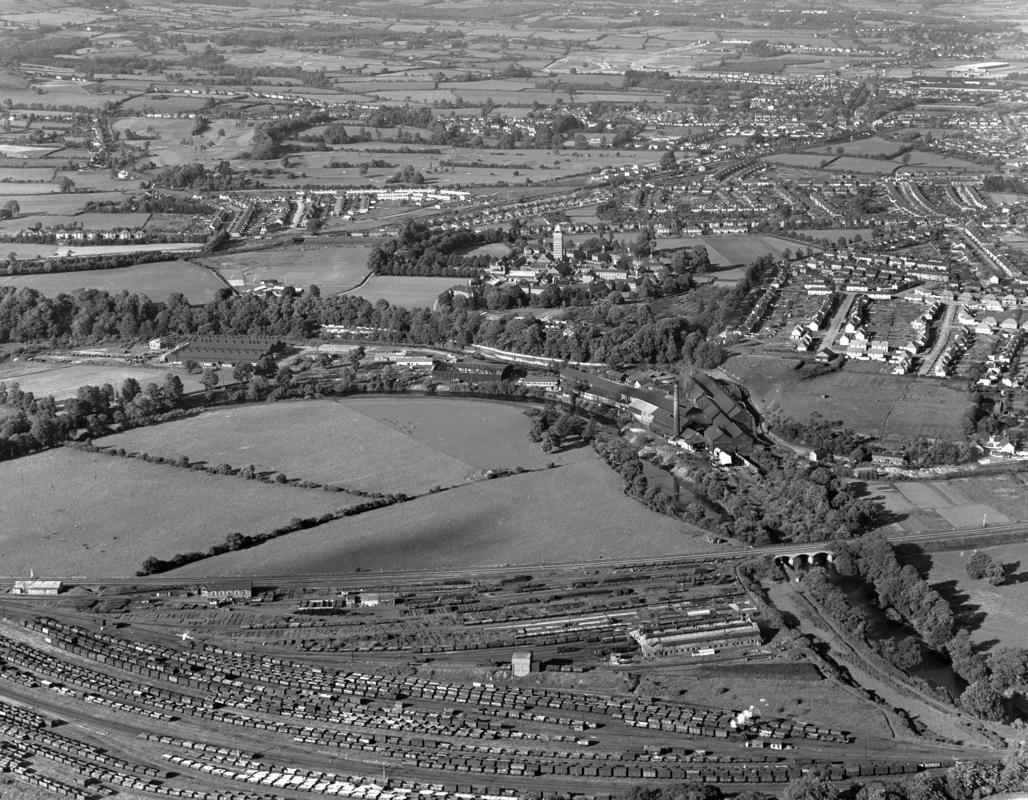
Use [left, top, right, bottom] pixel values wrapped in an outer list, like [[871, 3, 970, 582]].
[[807, 137, 903, 158], [0, 259, 225, 304], [0, 192, 129, 216], [903, 151, 987, 171], [0, 448, 354, 578], [166, 457, 714, 578], [653, 235, 799, 266], [98, 398, 543, 496], [201, 244, 371, 294], [742, 362, 969, 443], [0, 211, 151, 234], [868, 476, 1016, 533], [342, 397, 592, 471], [346, 275, 458, 306], [763, 153, 836, 169], [828, 156, 901, 175], [701, 234, 800, 267], [99, 398, 593, 495], [0, 361, 202, 399], [920, 541, 1028, 648]]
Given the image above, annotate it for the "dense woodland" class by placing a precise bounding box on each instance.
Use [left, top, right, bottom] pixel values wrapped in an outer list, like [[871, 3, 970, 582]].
[[673, 445, 882, 545]]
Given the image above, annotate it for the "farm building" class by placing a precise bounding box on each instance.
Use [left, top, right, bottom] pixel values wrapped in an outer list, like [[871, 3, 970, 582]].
[[200, 578, 253, 600], [11, 580, 63, 596], [175, 336, 284, 367]]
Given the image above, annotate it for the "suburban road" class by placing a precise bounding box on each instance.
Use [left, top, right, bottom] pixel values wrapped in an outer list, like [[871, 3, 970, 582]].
[[918, 301, 957, 377]]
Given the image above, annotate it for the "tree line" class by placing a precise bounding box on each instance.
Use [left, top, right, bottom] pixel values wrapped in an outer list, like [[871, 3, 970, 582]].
[[366, 219, 507, 277], [0, 280, 729, 368], [0, 373, 186, 462]]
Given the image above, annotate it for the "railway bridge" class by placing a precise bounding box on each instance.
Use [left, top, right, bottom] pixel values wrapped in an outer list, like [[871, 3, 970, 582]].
[[774, 549, 835, 568]]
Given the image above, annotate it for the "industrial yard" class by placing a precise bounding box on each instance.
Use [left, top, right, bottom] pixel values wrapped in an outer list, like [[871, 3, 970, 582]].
[[0, 558, 977, 800]]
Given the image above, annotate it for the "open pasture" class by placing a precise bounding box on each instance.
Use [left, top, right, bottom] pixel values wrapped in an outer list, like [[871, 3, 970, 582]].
[[166, 457, 714, 579], [202, 244, 371, 295], [0, 166, 56, 181], [763, 153, 836, 170], [0, 448, 352, 578], [901, 151, 986, 172], [99, 398, 484, 496], [0, 361, 202, 400], [828, 156, 900, 175], [807, 137, 902, 158], [1, 87, 112, 109], [345, 275, 457, 306], [920, 540, 1028, 649], [700, 234, 798, 267], [0, 212, 150, 234], [759, 367, 968, 443], [0, 192, 128, 216], [0, 259, 223, 304], [342, 397, 591, 472]]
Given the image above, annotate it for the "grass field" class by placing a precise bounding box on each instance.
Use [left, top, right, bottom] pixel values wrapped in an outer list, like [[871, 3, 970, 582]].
[[642, 663, 893, 739], [0, 192, 129, 216], [165, 457, 714, 578], [345, 275, 458, 306], [0, 448, 352, 578], [701, 235, 799, 267], [99, 398, 593, 495], [0, 361, 202, 399], [0, 259, 224, 304], [921, 542, 1028, 649], [99, 398, 560, 495], [727, 356, 969, 443], [829, 156, 901, 175], [201, 245, 371, 295], [343, 397, 591, 471], [807, 137, 902, 158]]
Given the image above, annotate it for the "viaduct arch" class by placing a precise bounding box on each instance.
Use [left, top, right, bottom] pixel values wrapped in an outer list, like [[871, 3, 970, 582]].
[[773, 550, 835, 568]]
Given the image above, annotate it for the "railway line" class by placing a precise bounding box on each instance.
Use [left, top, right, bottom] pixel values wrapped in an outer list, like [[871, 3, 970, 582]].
[[3, 520, 1019, 593]]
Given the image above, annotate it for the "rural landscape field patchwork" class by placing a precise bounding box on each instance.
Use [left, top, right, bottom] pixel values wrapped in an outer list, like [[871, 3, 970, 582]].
[[0, 0, 1027, 798]]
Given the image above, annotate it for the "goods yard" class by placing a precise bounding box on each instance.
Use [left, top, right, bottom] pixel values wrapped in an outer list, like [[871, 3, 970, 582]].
[[0, 562, 968, 800]]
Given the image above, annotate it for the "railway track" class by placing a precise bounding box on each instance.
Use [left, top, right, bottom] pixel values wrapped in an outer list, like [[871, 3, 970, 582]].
[[1, 522, 1022, 592]]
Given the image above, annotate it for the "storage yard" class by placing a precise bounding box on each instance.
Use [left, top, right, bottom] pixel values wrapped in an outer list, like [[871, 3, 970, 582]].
[[0, 559, 969, 800]]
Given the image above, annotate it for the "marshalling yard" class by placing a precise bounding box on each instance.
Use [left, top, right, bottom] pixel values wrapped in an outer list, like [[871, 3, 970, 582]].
[[0, 555, 987, 800]]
